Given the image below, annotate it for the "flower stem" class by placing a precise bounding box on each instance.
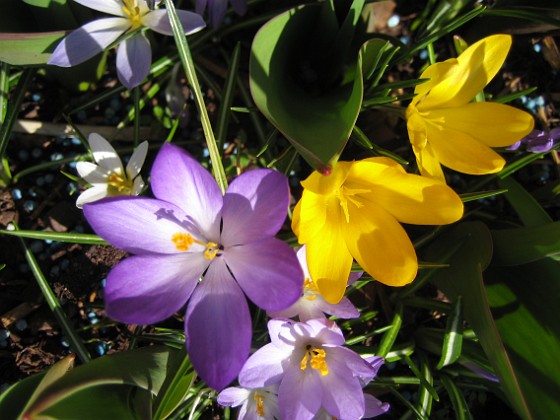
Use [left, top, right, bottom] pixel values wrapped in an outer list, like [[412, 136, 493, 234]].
[[165, 0, 228, 193]]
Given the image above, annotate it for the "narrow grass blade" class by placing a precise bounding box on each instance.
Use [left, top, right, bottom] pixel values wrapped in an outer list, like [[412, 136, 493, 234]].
[[376, 302, 403, 357], [440, 373, 474, 420], [437, 295, 463, 369], [1, 229, 107, 245]]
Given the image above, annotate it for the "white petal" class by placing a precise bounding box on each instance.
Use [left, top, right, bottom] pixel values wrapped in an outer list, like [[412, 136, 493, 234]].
[[73, 0, 127, 17], [88, 133, 125, 174], [76, 161, 110, 184], [131, 176, 145, 195], [76, 185, 109, 208], [125, 140, 148, 179]]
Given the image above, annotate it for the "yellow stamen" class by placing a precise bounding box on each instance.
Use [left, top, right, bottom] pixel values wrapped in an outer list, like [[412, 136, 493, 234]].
[[107, 172, 132, 194], [122, 0, 143, 28], [300, 344, 329, 376], [253, 393, 265, 417], [303, 277, 318, 301], [335, 186, 370, 223], [172, 233, 220, 260]]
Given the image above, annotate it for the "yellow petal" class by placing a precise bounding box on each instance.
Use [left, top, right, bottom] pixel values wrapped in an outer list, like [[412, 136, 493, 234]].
[[426, 122, 506, 175], [413, 59, 457, 106], [347, 161, 463, 225], [292, 190, 329, 244], [304, 204, 354, 304], [406, 105, 428, 151], [418, 34, 512, 110], [415, 142, 446, 181], [300, 161, 352, 195], [343, 201, 417, 287], [428, 102, 534, 147]]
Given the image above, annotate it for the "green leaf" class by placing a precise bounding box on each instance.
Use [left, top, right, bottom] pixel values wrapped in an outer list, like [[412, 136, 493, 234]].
[[426, 222, 531, 419], [0, 32, 65, 65], [491, 221, 560, 265], [436, 296, 463, 369], [485, 258, 560, 419], [498, 176, 552, 227], [250, 4, 371, 171], [1, 229, 107, 245], [440, 374, 473, 420]]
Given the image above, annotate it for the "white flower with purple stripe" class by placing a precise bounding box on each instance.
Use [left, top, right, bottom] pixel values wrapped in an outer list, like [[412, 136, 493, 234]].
[[83, 143, 303, 389], [48, 0, 205, 89]]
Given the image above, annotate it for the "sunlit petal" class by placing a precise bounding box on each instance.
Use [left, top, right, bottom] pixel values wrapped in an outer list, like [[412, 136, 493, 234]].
[[142, 9, 206, 36], [73, 0, 126, 16], [116, 33, 152, 90], [76, 184, 109, 208], [125, 140, 149, 179], [76, 161, 110, 184]]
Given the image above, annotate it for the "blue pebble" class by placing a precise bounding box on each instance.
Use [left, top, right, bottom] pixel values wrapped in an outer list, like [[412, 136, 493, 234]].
[[28, 188, 38, 198], [95, 342, 108, 356], [387, 15, 400, 28], [44, 174, 54, 184], [60, 338, 70, 348], [71, 137, 82, 145], [51, 152, 63, 161], [533, 43, 542, 53], [87, 311, 96, 319], [0, 330, 10, 340], [32, 93, 41, 102], [15, 319, 27, 331], [18, 150, 29, 161], [535, 96, 545, 107], [101, 278, 107, 287], [31, 148, 42, 159], [11, 188, 22, 200], [526, 99, 536, 110], [23, 200, 37, 212], [36, 177, 45, 187], [68, 161, 77, 169], [419, 49, 429, 60]]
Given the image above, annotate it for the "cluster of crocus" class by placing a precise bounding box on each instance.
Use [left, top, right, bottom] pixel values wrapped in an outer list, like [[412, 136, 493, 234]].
[[405, 34, 534, 181], [83, 143, 303, 389], [292, 157, 464, 303], [76, 133, 148, 208], [507, 128, 560, 153], [220, 318, 388, 420], [48, 0, 205, 89]]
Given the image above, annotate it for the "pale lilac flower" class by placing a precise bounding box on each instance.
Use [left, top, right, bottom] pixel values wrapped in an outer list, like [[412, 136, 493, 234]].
[[238, 318, 378, 420], [48, 0, 205, 89], [268, 246, 360, 322], [196, 0, 247, 28], [76, 133, 148, 208], [313, 393, 389, 419], [507, 128, 560, 153], [218, 385, 280, 420], [83, 143, 303, 389]]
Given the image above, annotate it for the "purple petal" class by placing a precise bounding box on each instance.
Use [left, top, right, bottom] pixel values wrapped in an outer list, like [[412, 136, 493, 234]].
[[116, 33, 151, 90], [221, 169, 290, 246], [48, 18, 128, 67], [209, 0, 228, 27], [549, 127, 560, 141], [151, 143, 223, 241], [83, 197, 206, 254], [267, 318, 298, 349], [321, 361, 365, 420], [364, 393, 390, 418], [238, 343, 290, 388], [328, 346, 376, 384], [185, 258, 251, 390], [104, 253, 204, 324], [142, 9, 206, 36], [224, 238, 303, 311], [278, 368, 322, 420], [305, 319, 345, 346], [315, 296, 360, 320], [217, 386, 250, 407]]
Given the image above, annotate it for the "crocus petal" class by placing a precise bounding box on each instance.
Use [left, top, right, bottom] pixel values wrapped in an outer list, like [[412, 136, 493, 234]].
[[363, 394, 390, 418], [104, 253, 203, 324], [278, 369, 322, 420], [185, 258, 251, 389], [238, 343, 290, 388], [217, 387, 251, 407], [76, 161, 110, 184], [131, 175, 145, 195], [125, 140, 149, 180], [428, 102, 534, 147], [195, 0, 207, 15], [314, 296, 360, 320], [73, 0, 126, 16], [348, 159, 463, 225], [411, 60, 456, 107], [344, 201, 417, 287], [321, 362, 365, 420], [221, 169, 289, 245], [328, 346, 377, 384], [209, 0, 228, 28], [416, 142, 445, 181], [426, 123, 506, 175], [116, 33, 152, 90], [48, 18, 129, 67], [83, 197, 207, 254], [224, 238, 303, 311], [142, 9, 206, 36], [151, 143, 223, 241], [88, 133, 125, 174], [76, 184, 109, 208], [419, 34, 512, 110]]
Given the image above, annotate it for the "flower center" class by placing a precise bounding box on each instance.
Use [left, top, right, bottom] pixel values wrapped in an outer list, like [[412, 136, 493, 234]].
[[300, 344, 329, 376], [122, 0, 144, 28], [171, 232, 220, 260], [107, 172, 132, 194], [253, 392, 265, 417], [335, 186, 369, 223], [303, 277, 319, 301]]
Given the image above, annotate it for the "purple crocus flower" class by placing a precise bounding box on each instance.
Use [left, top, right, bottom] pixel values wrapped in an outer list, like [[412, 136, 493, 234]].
[[83, 143, 303, 389], [238, 318, 379, 420], [196, 0, 247, 28], [507, 128, 560, 153], [268, 246, 361, 322], [48, 0, 205, 89]]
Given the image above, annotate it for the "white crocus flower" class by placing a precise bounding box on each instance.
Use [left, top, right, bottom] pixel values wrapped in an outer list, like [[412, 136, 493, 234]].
[[48, 0, 205, 89], [76, 133, 148, 208]]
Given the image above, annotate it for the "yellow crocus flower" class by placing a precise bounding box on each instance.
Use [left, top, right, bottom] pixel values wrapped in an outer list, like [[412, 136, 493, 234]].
[[292, 157, 464, 303], [406, 34, 534, 181]]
